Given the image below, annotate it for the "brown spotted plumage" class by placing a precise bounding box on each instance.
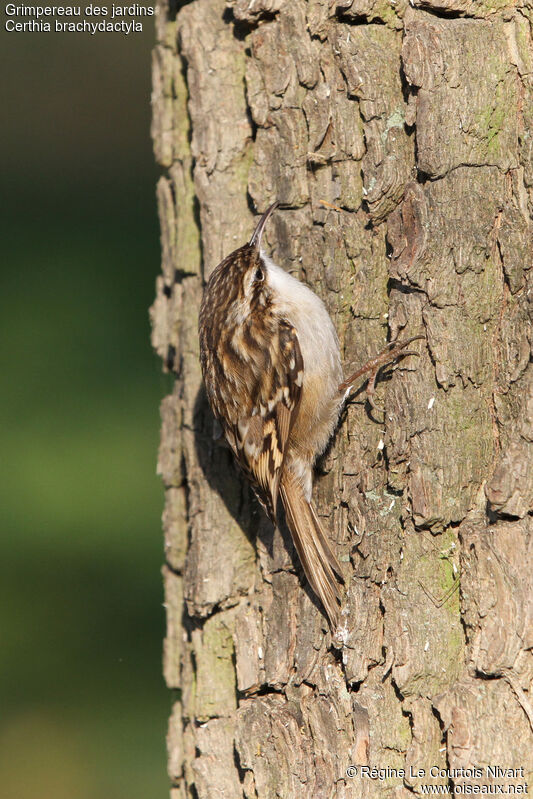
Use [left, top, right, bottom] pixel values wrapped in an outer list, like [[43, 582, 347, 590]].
[[199, 202, 421, 628]]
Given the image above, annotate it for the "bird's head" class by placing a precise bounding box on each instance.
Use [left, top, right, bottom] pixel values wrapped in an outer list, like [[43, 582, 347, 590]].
[[201, 202, 279, 330]]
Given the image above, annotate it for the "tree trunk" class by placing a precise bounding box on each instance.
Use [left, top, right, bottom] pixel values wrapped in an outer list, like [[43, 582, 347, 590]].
[[151, 1, 533, 797]]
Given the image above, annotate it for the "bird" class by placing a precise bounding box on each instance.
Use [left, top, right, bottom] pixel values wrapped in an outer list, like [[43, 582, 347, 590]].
[[198, 202, 420, 628]]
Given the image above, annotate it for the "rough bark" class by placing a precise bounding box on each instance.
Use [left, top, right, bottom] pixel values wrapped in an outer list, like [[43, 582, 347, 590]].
[[151, 1, 533, 797]]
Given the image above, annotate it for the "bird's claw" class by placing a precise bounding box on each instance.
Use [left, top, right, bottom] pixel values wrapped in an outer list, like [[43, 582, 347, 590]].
[[339, 334, 424, 411]]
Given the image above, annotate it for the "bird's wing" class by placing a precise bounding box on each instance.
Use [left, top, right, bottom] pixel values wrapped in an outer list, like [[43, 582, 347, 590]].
[[231, 320, 303, 520]]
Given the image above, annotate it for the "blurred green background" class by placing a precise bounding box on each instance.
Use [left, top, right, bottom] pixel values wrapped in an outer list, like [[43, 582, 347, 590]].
[[1, 15, 170, 799]]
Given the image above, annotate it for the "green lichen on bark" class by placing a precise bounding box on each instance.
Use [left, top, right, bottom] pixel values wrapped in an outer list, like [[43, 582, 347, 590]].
[[193, 612, 237, 721]]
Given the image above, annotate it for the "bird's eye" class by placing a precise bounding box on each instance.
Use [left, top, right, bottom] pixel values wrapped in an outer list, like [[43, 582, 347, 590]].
[[254, 267, 264, 282]]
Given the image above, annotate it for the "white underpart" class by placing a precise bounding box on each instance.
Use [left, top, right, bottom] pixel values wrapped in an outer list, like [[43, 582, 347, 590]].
[[262, 254, 342, 391], [262, 253, 343, 500], [342, 385, 352, 404]]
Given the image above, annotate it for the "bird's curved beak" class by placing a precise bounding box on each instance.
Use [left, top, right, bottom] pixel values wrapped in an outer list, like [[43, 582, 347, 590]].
[[249, 201, 279, 250]]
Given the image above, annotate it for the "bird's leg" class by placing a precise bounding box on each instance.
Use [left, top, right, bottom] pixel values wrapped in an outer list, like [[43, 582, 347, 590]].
[[339, 335, 424, 411], [365, 367, 381, 414]]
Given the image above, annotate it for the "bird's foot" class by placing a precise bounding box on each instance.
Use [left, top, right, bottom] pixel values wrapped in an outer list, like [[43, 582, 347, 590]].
[[339, 335, 424, 412]]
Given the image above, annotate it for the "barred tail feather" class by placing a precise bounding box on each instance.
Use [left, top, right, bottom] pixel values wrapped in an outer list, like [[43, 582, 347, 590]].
[[280, 471, 344, 628]]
